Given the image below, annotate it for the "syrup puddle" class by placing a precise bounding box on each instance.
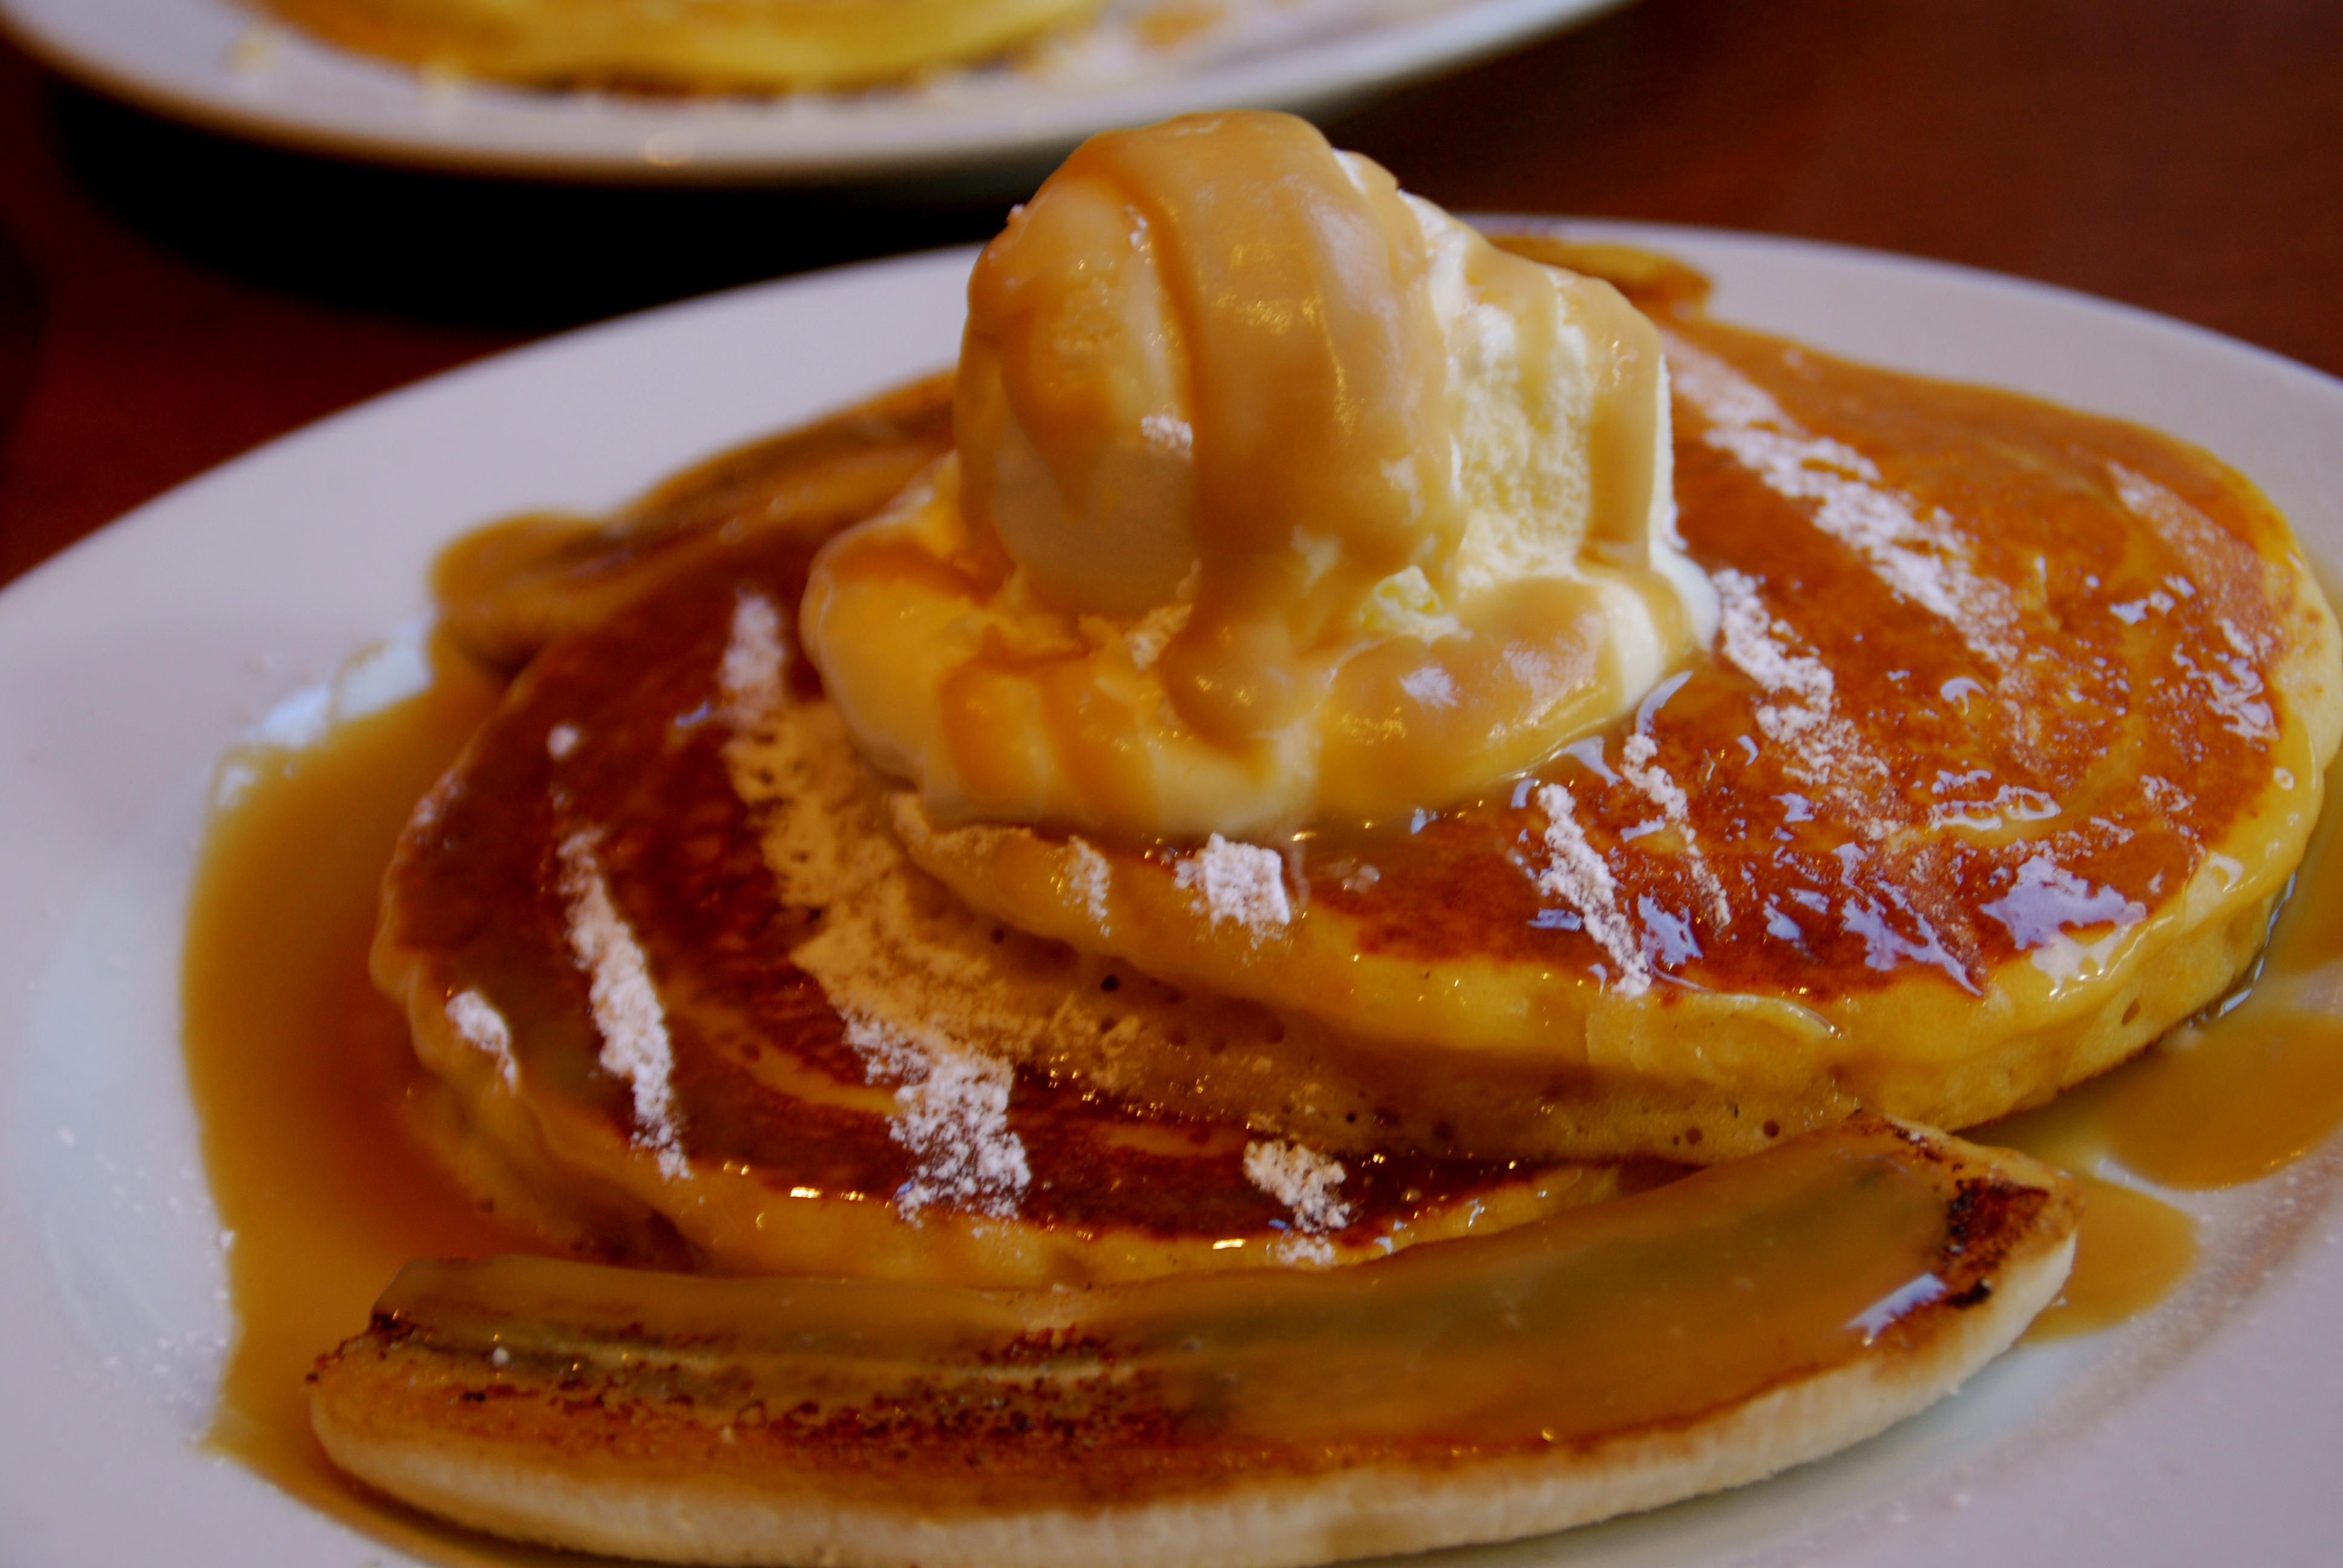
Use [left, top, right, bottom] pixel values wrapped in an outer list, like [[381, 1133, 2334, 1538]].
[[182, 634, 576, 1566], [1986, 781, 2343, 1339]]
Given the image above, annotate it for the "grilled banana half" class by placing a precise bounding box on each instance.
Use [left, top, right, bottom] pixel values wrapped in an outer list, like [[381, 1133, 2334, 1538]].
[[310, 1118, 2077, 1568]]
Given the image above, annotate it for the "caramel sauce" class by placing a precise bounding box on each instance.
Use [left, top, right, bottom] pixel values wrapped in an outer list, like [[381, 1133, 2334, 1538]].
[[181, 240, 2343, 1557], [1985, 777, 2343, 1335], [971, 111, 1460, 741], [2020, 1172, 2198, 1341], [1305, 310, 2304, 998], [181, 628, 2321, 1551], [182, 638, 581, 1565], [2095, 786, 2343, 1186]]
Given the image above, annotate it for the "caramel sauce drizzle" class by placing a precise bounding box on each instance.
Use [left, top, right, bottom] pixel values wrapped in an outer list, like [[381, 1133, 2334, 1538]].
[[1984, 781, 2343, 1336], [972, 111, 1460, 745], [182, 246, 2343, 1557], [814, 117, 1696, 838], [182, 636, 574, 1565], [1302, 307, 2299, 1001]]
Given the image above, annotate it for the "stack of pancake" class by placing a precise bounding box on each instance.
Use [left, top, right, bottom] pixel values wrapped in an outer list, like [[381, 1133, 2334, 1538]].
[[310, 117, 2340, 1568]]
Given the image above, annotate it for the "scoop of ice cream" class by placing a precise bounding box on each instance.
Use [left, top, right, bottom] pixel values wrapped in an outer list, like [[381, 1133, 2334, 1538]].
[[804, 110, 1716, 838]]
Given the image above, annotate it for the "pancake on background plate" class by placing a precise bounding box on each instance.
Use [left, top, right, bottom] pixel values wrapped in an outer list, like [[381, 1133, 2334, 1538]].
[[251, 0, 1115, 93], [314, 112, 2336, 1567]]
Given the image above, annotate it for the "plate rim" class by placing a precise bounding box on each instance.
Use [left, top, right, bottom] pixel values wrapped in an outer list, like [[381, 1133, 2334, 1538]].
[[0, 0, 1628, 181]]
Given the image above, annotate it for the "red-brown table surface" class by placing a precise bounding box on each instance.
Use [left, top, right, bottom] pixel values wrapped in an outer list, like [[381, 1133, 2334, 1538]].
[[1, 0, 2338, 592]]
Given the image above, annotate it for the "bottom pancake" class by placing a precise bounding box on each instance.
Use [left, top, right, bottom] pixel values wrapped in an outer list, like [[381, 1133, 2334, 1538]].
[[379, 527, 1660, 1287], [310, 1118, 2078, 1568]]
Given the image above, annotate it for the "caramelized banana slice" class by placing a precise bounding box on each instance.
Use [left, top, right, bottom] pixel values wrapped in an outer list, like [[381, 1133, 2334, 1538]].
[[311, 1119, 2077, 1568], [434, 372, 951, 670]]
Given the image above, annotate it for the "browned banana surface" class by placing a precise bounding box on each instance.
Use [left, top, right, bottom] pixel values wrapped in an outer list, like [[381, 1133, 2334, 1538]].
[[311, 1118, 2077, 1568], [434, 372, 952, 671]]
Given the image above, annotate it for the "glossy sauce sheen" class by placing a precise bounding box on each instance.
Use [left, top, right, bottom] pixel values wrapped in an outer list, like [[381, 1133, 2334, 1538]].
[[1991, 779, 2343, 1335], [182, 642, 577, 1565], [2074, 778, 2343, 1187], [1306, 311, 2299, 999], [821, 236, 2336, 1184], [187, 649, 2339, 1541]]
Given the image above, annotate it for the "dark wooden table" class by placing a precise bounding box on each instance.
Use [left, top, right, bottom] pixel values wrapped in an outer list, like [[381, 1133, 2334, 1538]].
[[1, 0, 2337, 590]]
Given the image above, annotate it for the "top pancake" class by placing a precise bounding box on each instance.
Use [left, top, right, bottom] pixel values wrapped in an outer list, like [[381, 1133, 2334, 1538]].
[[381, 246, 2340, 1285], [903, 279, 2343, 1155]]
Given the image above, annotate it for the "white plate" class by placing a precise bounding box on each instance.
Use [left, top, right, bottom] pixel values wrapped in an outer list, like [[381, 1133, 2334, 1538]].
[[5, 225, 2343, 1567], [0, 0, 1621, 181]]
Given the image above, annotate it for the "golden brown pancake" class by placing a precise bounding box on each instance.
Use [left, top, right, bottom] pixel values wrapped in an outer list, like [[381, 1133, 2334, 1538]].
[[251, 0, 1113, 94], [899, 241, 2343, 1160]]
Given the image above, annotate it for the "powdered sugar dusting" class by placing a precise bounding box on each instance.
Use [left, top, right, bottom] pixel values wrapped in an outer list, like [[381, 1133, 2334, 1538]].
[[1714, 568, 1897, 836], [2106, 464, 2279, 742], [1618, 731, 1731, 929], [1273, 1235, 1337, 1266], [557, 831, 688, 1180], [445, 989, 517, 1088], [1714, 568, 1836, 715], [1533, 784, 1651, 997], [2108, 463, 2276, 656], [1175, 834, 1291, 935], [1124, 595, 1194, 671], [719, 590, 788, 728], [1670, 336, 2022, 667], [1244, 1138, 1352, 1232], [843, 1013, 1030, 1221], [2172, 647, 2276, 742], [1067, 836, 1113, 930], [1140, 411, 1193, 453]]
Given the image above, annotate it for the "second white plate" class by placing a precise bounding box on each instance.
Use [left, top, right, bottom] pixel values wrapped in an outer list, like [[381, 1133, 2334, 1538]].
[[0, 0, 1622, 181]]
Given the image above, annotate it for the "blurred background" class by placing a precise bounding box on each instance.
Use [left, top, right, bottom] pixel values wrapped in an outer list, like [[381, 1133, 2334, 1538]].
[[0, 0, 2336, 589]]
